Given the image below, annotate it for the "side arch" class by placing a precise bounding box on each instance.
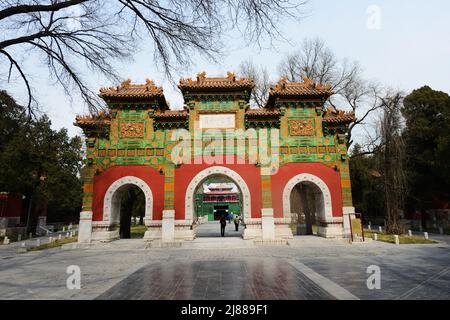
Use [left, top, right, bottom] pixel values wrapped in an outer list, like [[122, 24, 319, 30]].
[[185, 166, 251, 224], [282, 173, 333, 222], [103, 176, 153, 224]]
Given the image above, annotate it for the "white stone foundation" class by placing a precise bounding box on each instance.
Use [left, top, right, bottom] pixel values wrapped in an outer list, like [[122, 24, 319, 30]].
[[145, 218, 195, 242], [162, 210, 175, 242], [91, 221, 119, 242], [342, 206, 355, 238], [78, 211, 93, 243], [91, 229, 119, 242], [317, 224, 344, 238], [242, 219, 262, 240], [85, 212, 345, 242], [275, 218, 294, 239], [261, 208, 275, 240]]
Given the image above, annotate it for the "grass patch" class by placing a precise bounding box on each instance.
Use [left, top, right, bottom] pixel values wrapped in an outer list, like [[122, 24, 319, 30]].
[[28, 237, 78, 252], [364, 231, 437, 244], [130, 224, 147, 238]]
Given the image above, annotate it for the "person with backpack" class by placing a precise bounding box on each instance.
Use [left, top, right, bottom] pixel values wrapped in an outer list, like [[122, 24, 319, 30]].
[[234, 214, 240, 231], [219, 214, 227, 237]]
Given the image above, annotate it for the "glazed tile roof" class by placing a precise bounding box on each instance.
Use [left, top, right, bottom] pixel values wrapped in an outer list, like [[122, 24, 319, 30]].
[[179, 72, 255, 92], [245, 108, 281, 117], [269, 77, 333, 98], [99, 79, 165, 99], [74, 111, 111, 128], [153, 110, 188, 119], [322, 107, 356, 124]]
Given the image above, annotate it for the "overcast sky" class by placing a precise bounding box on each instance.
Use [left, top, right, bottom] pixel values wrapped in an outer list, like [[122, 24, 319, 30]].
[[2, 0, 449, 140]]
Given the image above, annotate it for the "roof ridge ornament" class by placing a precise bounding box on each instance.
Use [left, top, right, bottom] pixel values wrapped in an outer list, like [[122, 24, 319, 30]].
[[268, 76, 333, 101], [197, 71, 206, 82], [121, 79, 132, 88], [178, 71, 255, 92], [302, 76, 313, 87], [227, 71, 236, 81], [279, 76, 288, 89], [98, 78, 167, 108], [322, 107, 356, 124]]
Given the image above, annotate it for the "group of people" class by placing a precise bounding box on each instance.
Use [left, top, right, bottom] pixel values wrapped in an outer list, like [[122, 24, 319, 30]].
[[219, 212, 242, 237]]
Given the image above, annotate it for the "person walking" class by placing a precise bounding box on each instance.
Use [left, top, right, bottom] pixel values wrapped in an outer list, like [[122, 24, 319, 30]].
[[220, 214, 227, 237], [234, 214, 240, 231]]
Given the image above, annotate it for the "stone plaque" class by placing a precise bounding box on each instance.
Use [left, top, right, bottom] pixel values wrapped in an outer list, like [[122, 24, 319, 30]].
[[199, 114, 235, 129], [120, 122, 145, 138], [290, 119, 314, 136]]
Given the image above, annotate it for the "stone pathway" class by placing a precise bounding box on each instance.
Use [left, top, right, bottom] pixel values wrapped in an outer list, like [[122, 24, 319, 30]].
[[195, 221, 244, 238], [97, 259, 336, 300]]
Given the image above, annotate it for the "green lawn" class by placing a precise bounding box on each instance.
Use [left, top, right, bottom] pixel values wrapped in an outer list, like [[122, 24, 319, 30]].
[[130, 224, 147, 238], [364, 231, 437, 244], [27, 236, 78, 252]]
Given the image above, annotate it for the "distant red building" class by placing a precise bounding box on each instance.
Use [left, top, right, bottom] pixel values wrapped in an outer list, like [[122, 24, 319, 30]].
[[0, 192, 48, 236]]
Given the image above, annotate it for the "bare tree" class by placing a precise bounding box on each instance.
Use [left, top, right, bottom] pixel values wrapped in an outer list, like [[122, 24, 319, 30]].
[[238, 59, 271, 108], [0, 0, 306, 115], [278, 38, 381, 148], [378, 90, 407, 234]]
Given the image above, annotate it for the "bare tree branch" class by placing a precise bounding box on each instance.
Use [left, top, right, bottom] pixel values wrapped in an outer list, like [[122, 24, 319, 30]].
[[0, 48, 35, 118], [0, 0, 306, 114], [238, 59, 272, 108], [278, 38, 381, 148], [0, 0, 87, 21]]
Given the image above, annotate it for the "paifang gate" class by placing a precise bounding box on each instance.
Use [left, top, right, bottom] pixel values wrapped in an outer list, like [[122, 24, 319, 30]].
[[75, 72, 356, 243]]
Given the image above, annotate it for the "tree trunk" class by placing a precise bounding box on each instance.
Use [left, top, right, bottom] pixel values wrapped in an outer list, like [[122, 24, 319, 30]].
[[119, 190, 136, 239], [300, 185, 314, 235]]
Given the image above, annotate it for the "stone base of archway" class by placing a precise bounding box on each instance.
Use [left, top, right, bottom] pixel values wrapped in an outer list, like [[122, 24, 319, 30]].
[[317, 220, 345, 238], [275, 225, 295, 239], [239, 217, 294, 240], [83, 216, 347, 243], [91, 222, 120, 242], [143, 221, 196, 242]]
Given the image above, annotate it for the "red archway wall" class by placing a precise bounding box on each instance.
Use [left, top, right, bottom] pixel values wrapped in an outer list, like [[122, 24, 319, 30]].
[[270, 163, 343, 219], [91, 162, 343, 222], [174, 158, 263, 220], [92, 166, 165, 221]]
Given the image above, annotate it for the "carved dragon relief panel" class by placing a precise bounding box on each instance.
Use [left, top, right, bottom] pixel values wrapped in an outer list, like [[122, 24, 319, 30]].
[[120, 121, 145, 138], [289, 119, 314, 136]]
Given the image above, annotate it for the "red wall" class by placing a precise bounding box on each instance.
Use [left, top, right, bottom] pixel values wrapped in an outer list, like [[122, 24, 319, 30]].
[[92, 162, 343, 222], [92, 166, 165, 221], [270, 163, 343, 218], [0, 193, 23, 218], [174, 157, 263, 220]]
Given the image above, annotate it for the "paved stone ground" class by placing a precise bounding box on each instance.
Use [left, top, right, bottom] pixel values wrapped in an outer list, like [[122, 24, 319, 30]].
[[195, 221, 244, 238], [0, 231, 449, 300]]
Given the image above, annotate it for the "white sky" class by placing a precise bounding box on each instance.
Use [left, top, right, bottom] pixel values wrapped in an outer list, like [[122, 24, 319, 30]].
[[2, 0, 449, 142]]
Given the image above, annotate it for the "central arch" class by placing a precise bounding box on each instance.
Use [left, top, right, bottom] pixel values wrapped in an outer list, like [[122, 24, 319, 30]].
[[185, 166, 251, 224], [282, 173, 333, 223]]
